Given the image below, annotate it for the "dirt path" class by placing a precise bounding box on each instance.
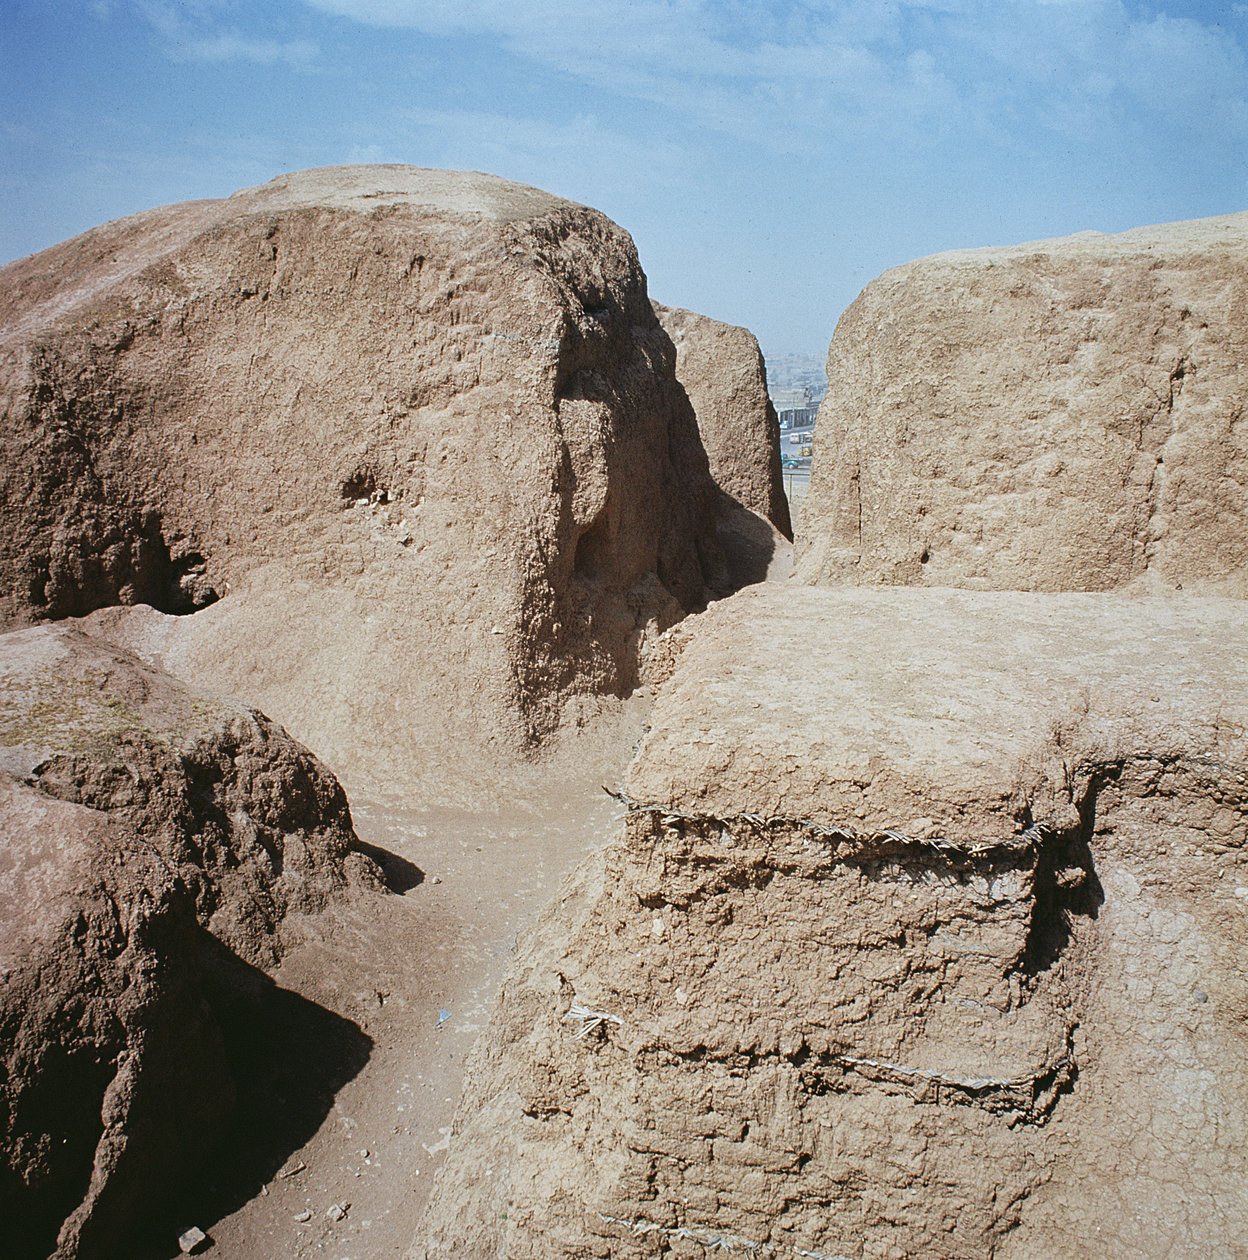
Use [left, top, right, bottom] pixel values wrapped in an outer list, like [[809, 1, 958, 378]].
[[160, 705, 646, 1260]]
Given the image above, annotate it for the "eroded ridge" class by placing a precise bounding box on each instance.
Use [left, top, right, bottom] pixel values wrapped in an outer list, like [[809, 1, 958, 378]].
[[0, 165, 732, 800], [608, 789, 1085, 1123], [0, 624, 381, 1260], [415, 587, 1247, 1260]]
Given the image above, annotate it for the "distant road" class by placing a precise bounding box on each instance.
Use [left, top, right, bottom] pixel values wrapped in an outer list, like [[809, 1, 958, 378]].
[[781, 468, 811, 524]]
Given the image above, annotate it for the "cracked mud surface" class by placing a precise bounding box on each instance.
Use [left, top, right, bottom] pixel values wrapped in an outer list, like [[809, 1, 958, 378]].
[[418, 587, 1247, 1260]]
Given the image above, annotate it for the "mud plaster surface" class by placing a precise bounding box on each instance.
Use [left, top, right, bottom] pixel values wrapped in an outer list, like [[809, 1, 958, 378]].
[[416, 586, 1247, 1260]]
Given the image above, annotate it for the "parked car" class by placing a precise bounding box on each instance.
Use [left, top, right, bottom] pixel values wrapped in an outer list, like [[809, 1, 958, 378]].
[[781, 453, 801, 468]]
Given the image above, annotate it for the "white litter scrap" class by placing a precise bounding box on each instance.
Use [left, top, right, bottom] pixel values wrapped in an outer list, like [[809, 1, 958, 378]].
[[565, 1001, 623, 1038], [833, 1052, 1031, 1091]]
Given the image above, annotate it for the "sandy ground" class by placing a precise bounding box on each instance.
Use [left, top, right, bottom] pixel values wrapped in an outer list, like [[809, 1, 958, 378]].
[[144, 701, 649, 1260]]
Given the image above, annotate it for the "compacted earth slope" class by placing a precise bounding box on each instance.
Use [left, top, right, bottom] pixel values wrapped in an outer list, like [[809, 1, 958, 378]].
[[9, 177, 1243, 1260], [654, 302, 792, 540], [0, 624, 380, 1260], [797, 212, 1248, 595], [416, 586, 1247, 1260], [0, 166, 738, 798]]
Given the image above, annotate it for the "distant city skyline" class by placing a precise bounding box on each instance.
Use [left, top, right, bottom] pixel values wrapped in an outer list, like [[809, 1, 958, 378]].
[[3, 1, 1246, 358]]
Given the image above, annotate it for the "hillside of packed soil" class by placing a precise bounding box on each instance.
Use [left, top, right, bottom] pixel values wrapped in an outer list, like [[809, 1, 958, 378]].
[[418, 586, 1247, 1260], [3, 183, 1245, 1260], [0, 624, 382, 1259], [0, 165, 790, 1260]]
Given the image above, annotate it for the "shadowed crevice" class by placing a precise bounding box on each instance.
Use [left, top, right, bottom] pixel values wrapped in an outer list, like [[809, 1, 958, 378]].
[[126, 932, 373, 1260]]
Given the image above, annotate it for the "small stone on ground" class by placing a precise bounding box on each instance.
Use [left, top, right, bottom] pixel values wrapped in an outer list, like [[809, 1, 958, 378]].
[[178, 1226, 208, 1254]]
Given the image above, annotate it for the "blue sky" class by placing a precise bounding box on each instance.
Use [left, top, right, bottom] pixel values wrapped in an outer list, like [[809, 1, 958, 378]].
[[2, 1, 1247, 356]]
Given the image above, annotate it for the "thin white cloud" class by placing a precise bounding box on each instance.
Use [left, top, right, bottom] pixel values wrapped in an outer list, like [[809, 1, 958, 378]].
[[395, 106, 690, 188], [299, 0, 1248, 152], [135, 0, 319, 68], [177, 33, 318, 67], [1, 122, 41, 145], [1123, 13, 1248, 110], [134, 0, 221, 39], [345, 142, 396, 165]]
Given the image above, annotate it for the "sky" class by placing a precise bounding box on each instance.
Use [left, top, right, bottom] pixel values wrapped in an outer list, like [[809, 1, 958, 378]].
[[2, 1, 1247, 358]]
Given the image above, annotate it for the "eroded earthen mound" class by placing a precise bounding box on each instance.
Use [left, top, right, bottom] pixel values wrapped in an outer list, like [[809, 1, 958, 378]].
[[797, 213, 1248, 595], [415, 585, 1247, 1259], [0, 624, 378, 1259], [654, 302, 792, 539], [0, 166, 734, 796]]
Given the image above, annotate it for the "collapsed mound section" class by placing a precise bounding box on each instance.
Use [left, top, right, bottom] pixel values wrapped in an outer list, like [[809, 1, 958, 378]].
[[415, 586, 1247, 1260], [0, 624, 379, 1260], [654, 302, 792, 540]]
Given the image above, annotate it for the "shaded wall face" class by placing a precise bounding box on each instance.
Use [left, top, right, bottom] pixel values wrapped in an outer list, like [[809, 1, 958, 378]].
[[654, 302, 793, 541], [514, 234, 722, 733], [0, 626, 375, 1260]]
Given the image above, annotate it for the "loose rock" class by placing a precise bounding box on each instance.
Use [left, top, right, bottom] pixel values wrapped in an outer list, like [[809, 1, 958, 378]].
[[177, 1227, 208, 1254]]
